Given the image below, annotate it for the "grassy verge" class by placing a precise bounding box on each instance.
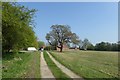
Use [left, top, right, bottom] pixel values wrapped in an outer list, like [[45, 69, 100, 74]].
[[0, 59, 2, 79], [21, 51, 41, 78], [43, 51, 71, 80], [50, 51, 119, 80], [2, 51, 40, 78]]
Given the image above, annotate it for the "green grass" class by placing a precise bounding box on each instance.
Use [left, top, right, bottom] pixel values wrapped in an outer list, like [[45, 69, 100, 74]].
[[50, 50, 119, 80], [21, 51, 41, 78], [0, 59, 2, 80], [43, 51, 71, 80], [2, 51, 41, 78]]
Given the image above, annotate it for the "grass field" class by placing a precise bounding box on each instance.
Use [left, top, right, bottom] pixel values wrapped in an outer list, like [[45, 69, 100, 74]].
[[2, 51, 40, 78], [0, 59, 2, 79], [50, 50, 118, 79], [43, 51, 71, 80]]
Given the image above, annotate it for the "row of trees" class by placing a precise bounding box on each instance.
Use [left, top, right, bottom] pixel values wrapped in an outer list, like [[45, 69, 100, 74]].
[[94, 42, 119, 51], [80, 40, 120, 51], [2, 2, 38, 53], [45, 25, 119, 52]]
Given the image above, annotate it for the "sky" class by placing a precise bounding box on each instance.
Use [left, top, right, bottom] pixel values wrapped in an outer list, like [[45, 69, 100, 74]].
[[4, 0, 119, 2], [19, 2, 118, 45]]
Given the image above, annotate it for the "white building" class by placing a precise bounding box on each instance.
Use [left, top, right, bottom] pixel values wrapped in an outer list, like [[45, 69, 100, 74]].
[[27, 47, 37, 51]]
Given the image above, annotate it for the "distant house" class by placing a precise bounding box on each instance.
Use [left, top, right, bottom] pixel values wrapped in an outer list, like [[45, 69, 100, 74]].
[[27, 47, 37, 51], [57, 43, 69, 51], [69, 46, 79, 50]]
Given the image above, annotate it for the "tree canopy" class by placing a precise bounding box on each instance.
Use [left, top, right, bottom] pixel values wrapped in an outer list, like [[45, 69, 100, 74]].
[[79, 38, 90, 50], [38, 41, 45, 48], [46, 24, 80, 52], [2, 2, 38, 52], [82, 38, 89, 50], [95, 42, 119, 51]]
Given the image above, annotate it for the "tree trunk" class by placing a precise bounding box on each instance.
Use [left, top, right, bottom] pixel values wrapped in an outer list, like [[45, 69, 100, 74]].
[[60, 44, 63, 52], [60, 47, 63, 52]]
